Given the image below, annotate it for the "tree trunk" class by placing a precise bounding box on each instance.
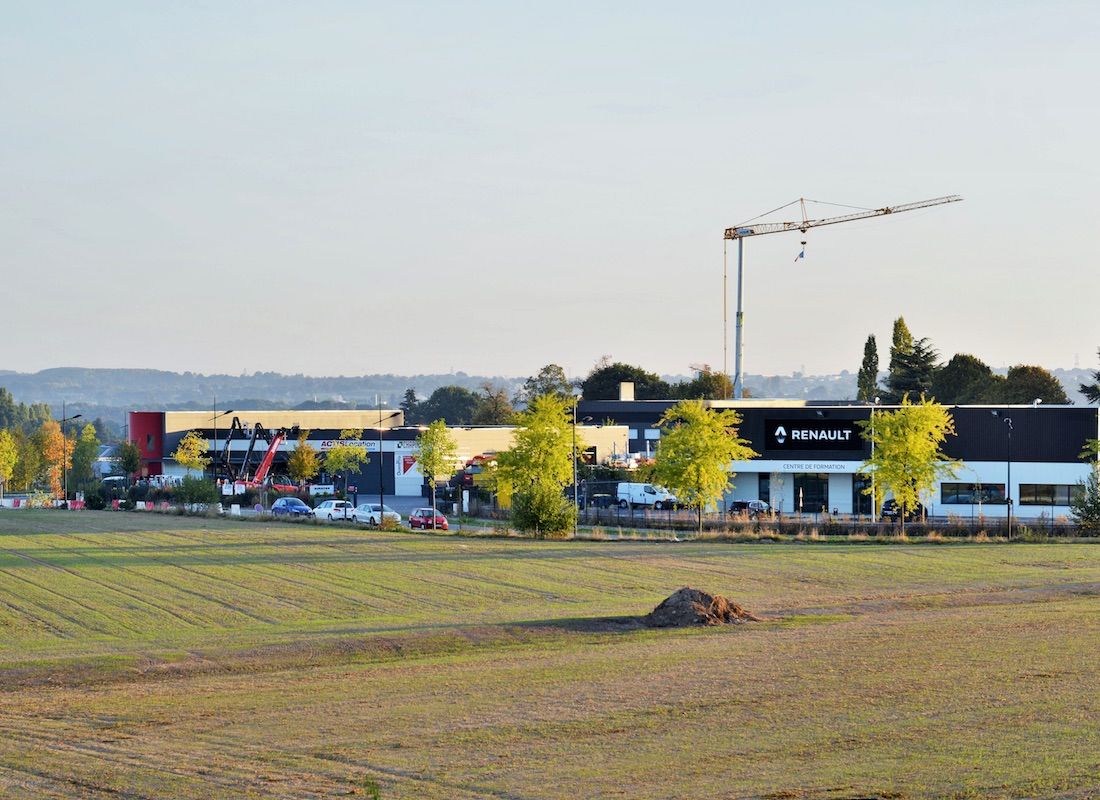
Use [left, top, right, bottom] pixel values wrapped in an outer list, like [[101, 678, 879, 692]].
[[430, 483, 436, 530]]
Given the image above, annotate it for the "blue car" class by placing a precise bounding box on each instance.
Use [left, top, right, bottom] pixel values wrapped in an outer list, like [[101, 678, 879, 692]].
[[271, 497, 314, 518]]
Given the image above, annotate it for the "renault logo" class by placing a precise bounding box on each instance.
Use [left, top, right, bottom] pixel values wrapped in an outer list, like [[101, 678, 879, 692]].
[[774, 425, 787, 444]]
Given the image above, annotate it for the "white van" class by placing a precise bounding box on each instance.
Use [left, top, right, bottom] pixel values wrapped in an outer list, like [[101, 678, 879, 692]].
[[617, 482, 677, 510]]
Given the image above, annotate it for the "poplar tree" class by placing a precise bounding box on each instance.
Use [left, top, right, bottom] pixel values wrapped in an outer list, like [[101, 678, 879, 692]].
[[856, 335, 879, 401]]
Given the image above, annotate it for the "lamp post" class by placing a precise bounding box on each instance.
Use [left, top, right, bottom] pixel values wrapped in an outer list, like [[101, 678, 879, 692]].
[[59, 402, 83, 506], [992, 411, 1013, 537], [211, 403, 235, 486], [572, 389, 583, 538], [868, 397, 880, 521]]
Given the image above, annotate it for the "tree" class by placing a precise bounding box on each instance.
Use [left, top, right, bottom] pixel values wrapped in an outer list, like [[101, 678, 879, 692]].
[[419, 386, 481, 424], [70, 424, 100, 490], [0, 429, 17, 500], [651, 400, 758, 532], [172, 430, 210, 473], [1000, 365, 1069, 404], [580, 361, 670, 401], [287, 431, 321, 484], [10, 430, 41, 492], [516, 364, 573, 404], [37, 420, 70, 498], [118, 440, 142, 484], [856, 335, 879, 401], [858, 396, 959, 532], [673, 367, 733, 400], [400, 388, 422, 425], [323, 429, 369, 493], [416, 419, 458, 528], [176, 474, 220, 507], [1071, 466, 1100, 536], [931, 353, 1001, 403], [1080, 349, 1100, 404], [497, 395, 580, 536], [882, 318, 938, 403], [472, 383, 515, 425]]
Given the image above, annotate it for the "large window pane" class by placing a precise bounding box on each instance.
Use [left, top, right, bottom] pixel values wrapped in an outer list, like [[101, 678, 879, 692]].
[[941, 483, 1006, 504]]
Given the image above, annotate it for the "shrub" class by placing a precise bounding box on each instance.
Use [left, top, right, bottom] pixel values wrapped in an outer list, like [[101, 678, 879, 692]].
[[85, 492, 106, 510], [511, 485, 576, 537], [177, 476, 219, 506]]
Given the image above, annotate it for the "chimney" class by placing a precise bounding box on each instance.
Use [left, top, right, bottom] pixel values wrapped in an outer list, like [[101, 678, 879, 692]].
[[618, 381, 635, 401]]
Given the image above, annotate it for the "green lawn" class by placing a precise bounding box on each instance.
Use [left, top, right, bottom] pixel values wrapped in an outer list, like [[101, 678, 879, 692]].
[[1, 511, 1098, 798]]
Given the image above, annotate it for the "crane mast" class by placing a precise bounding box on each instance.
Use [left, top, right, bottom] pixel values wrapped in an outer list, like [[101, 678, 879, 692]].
[[722, 194, 962, 398]]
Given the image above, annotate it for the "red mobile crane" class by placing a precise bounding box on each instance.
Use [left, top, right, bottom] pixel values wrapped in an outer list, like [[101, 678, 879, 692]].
[[217, 419, 300, 493]]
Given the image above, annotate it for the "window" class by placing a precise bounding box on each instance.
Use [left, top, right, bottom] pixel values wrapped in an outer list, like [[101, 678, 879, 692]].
[[941, 483, 1006, 504], [852, 474, 872, 515], [758, 473, 770, 505], [1019, 484, 1078, 506], [794, 474, 829, 513]]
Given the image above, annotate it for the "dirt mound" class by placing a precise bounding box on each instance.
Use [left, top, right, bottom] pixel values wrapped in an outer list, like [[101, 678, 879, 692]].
[[644, 587, 761, 628]]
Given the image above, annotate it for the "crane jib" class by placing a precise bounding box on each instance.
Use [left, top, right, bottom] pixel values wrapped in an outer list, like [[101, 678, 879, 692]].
[[723, 195, 962, 239]]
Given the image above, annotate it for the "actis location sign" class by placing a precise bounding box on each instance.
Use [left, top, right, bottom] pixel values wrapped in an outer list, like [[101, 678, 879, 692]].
[[765, 419, 863, 452]]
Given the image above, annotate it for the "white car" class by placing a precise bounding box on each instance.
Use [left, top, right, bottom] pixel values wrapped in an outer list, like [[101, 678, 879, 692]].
[[314, 499, 354, 521], [352, 503, 402, 526]]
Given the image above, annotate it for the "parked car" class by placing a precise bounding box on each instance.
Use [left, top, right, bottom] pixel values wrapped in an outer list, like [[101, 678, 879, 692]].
[[881, 499, 926, 521], [353, 503, 402, 526], [271, 497, 314, 518], [408, 507, 449, 530], [581, 493, 615, 510], [314, 499, 354, 521], [729, 500, 770, 517], [616, 482, 678, 510]]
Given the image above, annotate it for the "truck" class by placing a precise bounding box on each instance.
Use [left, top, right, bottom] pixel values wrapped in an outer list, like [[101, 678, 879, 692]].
[[616, 482, 678, 510]]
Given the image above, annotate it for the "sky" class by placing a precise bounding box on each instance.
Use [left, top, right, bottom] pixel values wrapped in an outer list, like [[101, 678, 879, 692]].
[[2, 1, 1098, 381]]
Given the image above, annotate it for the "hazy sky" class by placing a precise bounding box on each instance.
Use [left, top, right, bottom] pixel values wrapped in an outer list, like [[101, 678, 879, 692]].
[[3, 1, 1098, 380]]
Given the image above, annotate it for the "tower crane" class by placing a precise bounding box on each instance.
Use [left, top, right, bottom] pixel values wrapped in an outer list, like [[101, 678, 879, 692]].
[[722, 194, 962, 399]]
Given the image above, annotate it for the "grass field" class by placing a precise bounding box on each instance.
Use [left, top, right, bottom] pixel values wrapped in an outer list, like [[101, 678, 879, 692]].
[[1, 511, 1098, 799]]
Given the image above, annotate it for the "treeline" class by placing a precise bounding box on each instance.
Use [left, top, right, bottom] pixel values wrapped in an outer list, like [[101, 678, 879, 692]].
[[0, 389, 135, 497], [857, 317, 1081, 404], [400, 362, 736, 425]]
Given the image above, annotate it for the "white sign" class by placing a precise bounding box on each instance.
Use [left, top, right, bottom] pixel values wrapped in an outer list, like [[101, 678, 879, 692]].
[[318, 440, 381, 452], [729, 459, 861, 474]]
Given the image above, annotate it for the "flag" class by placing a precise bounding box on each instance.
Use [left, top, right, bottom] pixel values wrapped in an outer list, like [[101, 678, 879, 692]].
[[794, 248, 805, 263]]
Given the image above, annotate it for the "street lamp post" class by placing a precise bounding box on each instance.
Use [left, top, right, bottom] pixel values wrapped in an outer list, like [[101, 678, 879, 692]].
[[992, 411, 1014, 537], [59, 401, 83, 506], [572, 390, 583, 538], [869, 397, 880, 521], [210, 404, 235, 491]]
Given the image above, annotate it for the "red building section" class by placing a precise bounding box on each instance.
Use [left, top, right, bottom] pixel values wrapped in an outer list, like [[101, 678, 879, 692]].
[[128, 411, 165, 477]]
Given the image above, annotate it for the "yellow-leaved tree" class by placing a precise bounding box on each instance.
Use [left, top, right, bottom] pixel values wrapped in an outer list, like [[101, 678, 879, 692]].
[[38, 420, 70, 498], [173, 430, 210, 474], [651, 400, 758, 533], [287, 431, 321, 485], [858, 396, 958, 531], [324, 429, 369, 495], [0, 429, 17, 500], [416, 419, 458, 527]]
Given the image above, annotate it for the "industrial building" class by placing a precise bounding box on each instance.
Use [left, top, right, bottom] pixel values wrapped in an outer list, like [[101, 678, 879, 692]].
[[127, 409, 629, 497], [578, 394, 1100, 520]]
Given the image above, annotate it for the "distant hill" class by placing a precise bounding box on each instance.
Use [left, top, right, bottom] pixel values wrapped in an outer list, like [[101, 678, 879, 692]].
[[0, 366, 1092, 425]]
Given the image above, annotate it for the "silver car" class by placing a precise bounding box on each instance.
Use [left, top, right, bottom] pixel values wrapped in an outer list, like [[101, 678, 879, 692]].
[[352, 503, 402, 527]]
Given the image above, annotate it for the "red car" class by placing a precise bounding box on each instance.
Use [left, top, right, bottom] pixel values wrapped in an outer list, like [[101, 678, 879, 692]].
[[409, 507, 449, 530]]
